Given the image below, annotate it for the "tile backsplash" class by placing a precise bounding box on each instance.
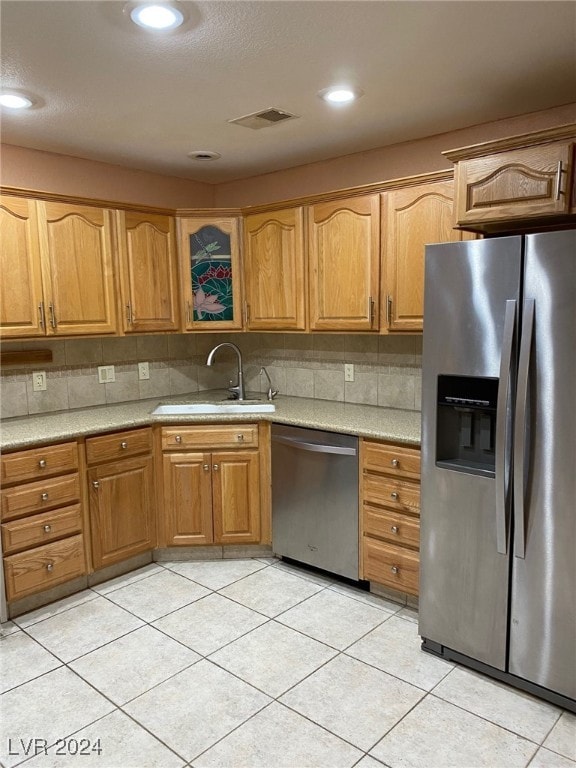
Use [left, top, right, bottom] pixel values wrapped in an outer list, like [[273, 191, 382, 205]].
[[0, 333, 422, 419]]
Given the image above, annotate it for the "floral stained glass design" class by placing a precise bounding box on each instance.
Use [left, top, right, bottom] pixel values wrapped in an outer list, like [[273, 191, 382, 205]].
[[190, 225, 234, 321]]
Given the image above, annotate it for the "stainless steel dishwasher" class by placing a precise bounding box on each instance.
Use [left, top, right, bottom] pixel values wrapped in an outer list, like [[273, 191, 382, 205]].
[[271, 424, 359, 580]]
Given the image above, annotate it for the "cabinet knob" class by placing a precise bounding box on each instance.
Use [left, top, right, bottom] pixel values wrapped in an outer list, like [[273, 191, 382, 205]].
[[213, 464, 219, 471], [237, 434, 244, 442], [391, 458, 399, 467], [41, 492, 49, 501], [46, 563, 54, 572], [390, 525, 399, 534], [391, 491, 399, 501], [203, 464, 210, 471], [391, 565, 399, 574], [120, 441, 128, 449], [43, 524, 52, 533], [92, 480, 100, 489], [38, 459, 47, 468], [175, 435, 182, 443]]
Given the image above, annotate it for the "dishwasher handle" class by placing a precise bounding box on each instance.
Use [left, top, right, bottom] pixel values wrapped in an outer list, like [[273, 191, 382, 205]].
[[272, 434, 357, 456]]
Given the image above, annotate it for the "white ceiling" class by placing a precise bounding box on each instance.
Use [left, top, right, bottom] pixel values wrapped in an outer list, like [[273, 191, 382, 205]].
[[1, 1, 575, 184]]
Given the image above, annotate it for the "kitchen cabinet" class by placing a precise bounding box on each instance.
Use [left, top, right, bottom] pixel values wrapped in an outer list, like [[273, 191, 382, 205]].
[[86, 428, 155, 570], [116, 210, 180, 333], [161, 424, 261, 546], [243, 207, 306, 330], [360, 439, 420, 596], [381, 180, 467, 333], [308, 194, 380, 331], [36, 200, 118, 335], [1, 441, 85, 602], [0, 195, 45, 338], [178, 217, 243, 330], [445, 125, 576, 232]]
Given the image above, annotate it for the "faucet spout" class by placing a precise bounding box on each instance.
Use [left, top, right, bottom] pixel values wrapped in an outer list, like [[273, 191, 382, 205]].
[[260, 367, 278, 401], [206, 342, 246, 401]]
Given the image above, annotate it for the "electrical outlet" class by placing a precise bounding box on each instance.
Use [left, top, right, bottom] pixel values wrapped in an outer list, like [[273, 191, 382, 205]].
[[97, 365, 116, 383], [344, 363, 354, 382], [32, 371, 47, 391], [138, 362, 150, 380]]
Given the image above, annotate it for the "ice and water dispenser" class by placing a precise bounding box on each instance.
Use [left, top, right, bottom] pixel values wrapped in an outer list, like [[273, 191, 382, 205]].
[[435, 375, 499, 477]]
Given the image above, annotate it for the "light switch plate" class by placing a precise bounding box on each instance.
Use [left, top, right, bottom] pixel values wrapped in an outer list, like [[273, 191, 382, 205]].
[[98, 365, 115, 383], [344, 363, 354, 382], [32, 371, 47, 391], [138, 362, 150, 380]]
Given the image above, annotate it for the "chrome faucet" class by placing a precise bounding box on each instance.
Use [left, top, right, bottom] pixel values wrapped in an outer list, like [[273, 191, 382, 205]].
[[206, 342, 246, 401], [260, 366, 278, 401]]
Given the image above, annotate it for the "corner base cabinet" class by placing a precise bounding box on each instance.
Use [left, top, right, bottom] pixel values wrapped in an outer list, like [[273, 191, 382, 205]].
[[86, 428, 155, 570], [360, 439, 421, 596], [161, 424, 264, 546]]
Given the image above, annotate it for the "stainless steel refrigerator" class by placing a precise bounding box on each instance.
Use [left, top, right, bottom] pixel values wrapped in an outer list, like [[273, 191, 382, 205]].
[[419, 229, 575, 712]]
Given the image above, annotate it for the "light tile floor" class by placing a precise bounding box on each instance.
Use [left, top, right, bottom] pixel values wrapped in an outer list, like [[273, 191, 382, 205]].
[[1, 558, 575, 768]]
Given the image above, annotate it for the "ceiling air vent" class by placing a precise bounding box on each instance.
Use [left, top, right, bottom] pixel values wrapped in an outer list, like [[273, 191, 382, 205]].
[[228, 108, 299, 130]]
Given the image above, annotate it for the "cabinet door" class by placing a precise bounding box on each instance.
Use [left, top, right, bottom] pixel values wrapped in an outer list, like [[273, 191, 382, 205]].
[[212, 450, 260, 544], [178, 217, 242, 330], [243, 208, 306, 330], [89, 455, 155, 569], [382, 181, 463, 333], [117, 211, 180, 332], [453, 141, 573, 226], [308, 195, 379, 331], [0, 195, 46, 338], [36, 201, 117, 335], [162, 452, 213, 546]]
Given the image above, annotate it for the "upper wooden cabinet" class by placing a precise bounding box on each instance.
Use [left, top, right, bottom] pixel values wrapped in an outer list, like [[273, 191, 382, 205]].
[[243, 207, 306, 330], [382, 180, 465, 333], [178, 217, 243, 331], [0, 195, 45, 338], [116, 210, 180, 333], [308, 195, 380, 331], [37, 201, 117, 335], [445, 125, 576, 232]]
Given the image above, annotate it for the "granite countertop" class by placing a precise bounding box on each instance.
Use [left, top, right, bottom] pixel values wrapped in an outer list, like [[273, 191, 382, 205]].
[[0, 391, 421, 450]]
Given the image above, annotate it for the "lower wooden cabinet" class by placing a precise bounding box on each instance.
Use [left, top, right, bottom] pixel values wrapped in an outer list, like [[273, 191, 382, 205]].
[[4, 535, 85, 602], [161, 425, 262, 547], [360, 438, 421, 596], [86, 428, 155, 570]]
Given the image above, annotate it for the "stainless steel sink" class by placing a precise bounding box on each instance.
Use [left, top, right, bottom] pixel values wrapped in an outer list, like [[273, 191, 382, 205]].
[[152, 401, 275, 415]]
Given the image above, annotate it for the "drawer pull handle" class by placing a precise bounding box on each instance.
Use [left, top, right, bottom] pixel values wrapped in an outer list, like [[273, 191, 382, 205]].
[[41, 492, 49, 501], [390, 525, 399, 534], [203, 464, 210, 471], [213, 464, 219, 471], [38, 459, 47, 468], [46, 563, 54, 573], [237, 434, 244, 441], [92, 481, 100, 489], [391, 458, 399, 467], [391, 492, 399, 501], [391, 565, 399, 574], [175, 435, 182, 443], [120, 441, 128, 449], [43, 524, 52, 533]]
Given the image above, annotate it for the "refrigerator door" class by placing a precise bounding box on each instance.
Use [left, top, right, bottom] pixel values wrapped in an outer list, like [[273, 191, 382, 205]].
[[509, 230, 576, 700], [419, 237, 522, 670]]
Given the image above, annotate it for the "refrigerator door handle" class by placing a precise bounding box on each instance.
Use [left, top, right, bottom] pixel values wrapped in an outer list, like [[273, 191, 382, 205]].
[[495, 299, 516, 555], [513, 298, 535, 559]]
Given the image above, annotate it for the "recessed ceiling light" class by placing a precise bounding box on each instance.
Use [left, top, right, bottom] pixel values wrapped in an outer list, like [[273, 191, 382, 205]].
[[187, 150, 221, 161], [318, 86, 364, 105], [0, 92, 34, 109], [129, 2, 184, 30]]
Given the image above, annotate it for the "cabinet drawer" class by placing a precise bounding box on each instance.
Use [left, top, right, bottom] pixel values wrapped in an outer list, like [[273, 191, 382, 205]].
[[1, 442, 78, 484], [363, 474, 420, 515], [4, 534, 85, 602], [86, 428, 152, 465], [363, 505, 419, 549], [363, 538, 419, 596], [2, 504, 82, 554], [162, 424, 259, 450], [363, 440, 420, 480], [1, 474, 81, 522]]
